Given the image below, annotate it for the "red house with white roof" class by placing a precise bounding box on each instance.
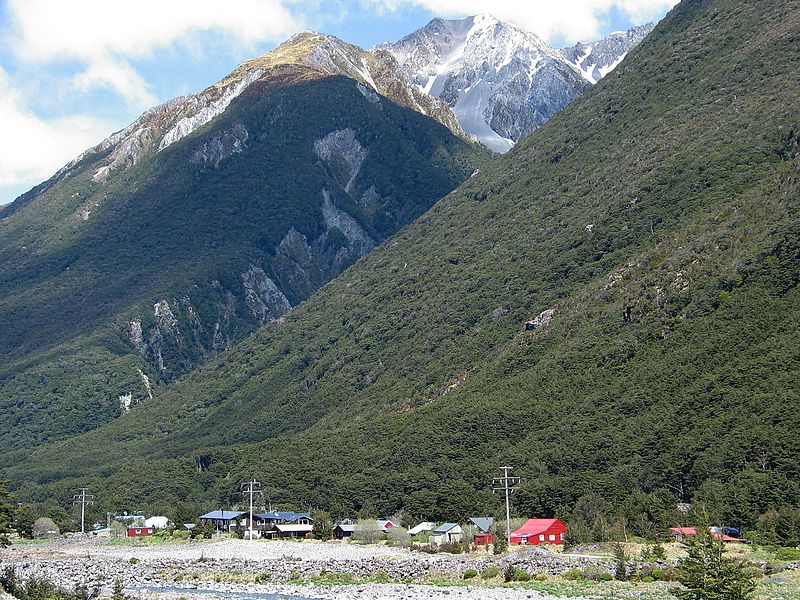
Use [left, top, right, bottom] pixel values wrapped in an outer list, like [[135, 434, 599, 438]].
[[510, 518, 567, 545]]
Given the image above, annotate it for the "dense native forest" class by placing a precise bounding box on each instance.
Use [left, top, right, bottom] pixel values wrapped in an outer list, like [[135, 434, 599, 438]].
[[1, 0, 799, 543]]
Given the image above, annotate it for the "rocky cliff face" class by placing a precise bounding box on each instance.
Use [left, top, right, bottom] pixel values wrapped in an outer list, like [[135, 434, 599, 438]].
[[382, 15, 654, 152]]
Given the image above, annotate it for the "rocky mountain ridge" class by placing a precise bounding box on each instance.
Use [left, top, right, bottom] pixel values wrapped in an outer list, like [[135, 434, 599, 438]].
[[382, 14, 654, 152]]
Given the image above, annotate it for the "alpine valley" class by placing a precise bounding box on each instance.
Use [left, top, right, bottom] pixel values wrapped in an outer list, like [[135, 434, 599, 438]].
[[2, 0, 799, 537]]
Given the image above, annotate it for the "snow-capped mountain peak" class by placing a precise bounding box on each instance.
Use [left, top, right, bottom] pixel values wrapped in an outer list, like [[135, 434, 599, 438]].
[[384, 15, 656, 153]]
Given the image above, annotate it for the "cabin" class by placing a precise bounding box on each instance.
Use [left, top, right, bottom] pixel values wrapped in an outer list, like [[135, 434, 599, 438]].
[[333, 522, 356, 539], [430, 523, 463, 544], [670, 527, 744, 543], [126, 526, 154, 538], [408, 522, 437, 536], [332, 519, 398, 539], [468, 517, 494, 545], [510, 519, 566, 545], [199, 510, 246, 532]]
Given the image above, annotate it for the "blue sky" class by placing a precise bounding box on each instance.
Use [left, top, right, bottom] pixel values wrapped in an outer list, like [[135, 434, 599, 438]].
[[0, 0, 678, 206]]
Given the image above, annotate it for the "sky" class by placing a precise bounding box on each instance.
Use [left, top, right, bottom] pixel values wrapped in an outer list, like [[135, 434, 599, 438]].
[[0, 0, 678, 206]]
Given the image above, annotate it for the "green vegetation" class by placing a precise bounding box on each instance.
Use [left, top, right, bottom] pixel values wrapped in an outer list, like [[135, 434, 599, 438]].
[[0, 481, 13, 547], [672, 531, 756, 600], [3, 0, 799, 537], [0, 567, 99, 600]]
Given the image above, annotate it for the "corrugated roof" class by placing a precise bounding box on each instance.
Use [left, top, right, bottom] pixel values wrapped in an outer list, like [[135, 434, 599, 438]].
[[468, 517, 494, 533], [199, 510, 245, 520], [255, 511, 311, 522], [510, 518, 565, 538], [433, 522, 459, 533], [408, 522, 437, 535]]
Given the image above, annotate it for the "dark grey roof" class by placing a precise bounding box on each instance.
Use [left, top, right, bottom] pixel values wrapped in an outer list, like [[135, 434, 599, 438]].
[[468, 517, 494, 533], [433, 522, 459, 533]]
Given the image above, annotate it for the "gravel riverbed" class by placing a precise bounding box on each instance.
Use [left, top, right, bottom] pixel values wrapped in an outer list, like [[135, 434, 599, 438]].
[[0, 538, 612, 599]]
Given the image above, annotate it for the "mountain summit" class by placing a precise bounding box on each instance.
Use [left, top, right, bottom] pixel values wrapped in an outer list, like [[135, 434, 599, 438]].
[[382, 14, 652, 152]]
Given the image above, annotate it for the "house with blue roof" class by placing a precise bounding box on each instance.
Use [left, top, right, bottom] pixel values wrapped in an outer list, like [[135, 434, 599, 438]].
[[198, 510, 246, 532]]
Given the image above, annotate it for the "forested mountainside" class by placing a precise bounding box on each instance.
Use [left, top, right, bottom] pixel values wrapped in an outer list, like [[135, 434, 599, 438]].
[[0, 34, 489, 454], [6, 0, 800, 533]]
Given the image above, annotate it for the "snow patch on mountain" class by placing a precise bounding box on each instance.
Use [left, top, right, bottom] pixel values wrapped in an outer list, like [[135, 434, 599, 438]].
[[563, 23, 656, 84], [384, 14, 656, 153]]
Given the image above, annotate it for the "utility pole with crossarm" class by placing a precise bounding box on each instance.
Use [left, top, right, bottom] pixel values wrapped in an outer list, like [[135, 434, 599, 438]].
[[72, 488, 94, 534], [241, 479, 263, 541], [492, 466, 520, 546]]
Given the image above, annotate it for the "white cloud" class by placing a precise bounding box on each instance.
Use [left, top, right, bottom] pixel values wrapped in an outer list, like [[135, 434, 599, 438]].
[[362, 0, 678, 43], [6, 0, 303, 107], [72, 57, 158, 110], [0, 67, 114, 187], [8, 0, 302, 62]]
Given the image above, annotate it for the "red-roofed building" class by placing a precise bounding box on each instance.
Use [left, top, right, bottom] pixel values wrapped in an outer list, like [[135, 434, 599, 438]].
[[510, 518, 567, 545], [670, 527, 743, 543]]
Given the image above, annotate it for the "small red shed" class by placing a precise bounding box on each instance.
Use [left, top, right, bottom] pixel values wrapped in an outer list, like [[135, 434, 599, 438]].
[[127, 526, 154, 538], [510, 519, 567, 545], [474, 532, 494, 545]]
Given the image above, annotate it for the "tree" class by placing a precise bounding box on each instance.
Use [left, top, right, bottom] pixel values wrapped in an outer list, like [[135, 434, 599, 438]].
[[33, 517, 60, 538], [311, 509, 333, 540], [614, 542, 629, 581], [14, 505, 37, 539], [672, 531, 756, 600], [0, 481, 14, 547]]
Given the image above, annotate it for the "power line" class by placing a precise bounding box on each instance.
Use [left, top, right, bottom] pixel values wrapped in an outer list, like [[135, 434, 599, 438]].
[[241, 479, 263, 541], [72, 488, 94, 534], [492, 466, 520, 546]]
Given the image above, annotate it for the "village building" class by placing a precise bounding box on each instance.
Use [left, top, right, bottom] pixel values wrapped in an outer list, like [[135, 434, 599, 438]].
[[332, 519, 399, 539], [126, 526, 154, 537], [144, 516, 170, 530], [510, 518, 567, 545], [199, 510, 246, 532], [670, 527, 744, 542], [430, 523, 463, 544], [468, 517, 494, 545], [408, 522, 437, 536]]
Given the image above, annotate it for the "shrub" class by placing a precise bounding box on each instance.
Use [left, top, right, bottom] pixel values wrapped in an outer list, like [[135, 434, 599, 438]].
[[563, 568, 584, 581], [371, 569, 390, 583], [774, 547, 800, 561], [534, 573, 548, 581], [504, 565, 516, 582], [254, 573, 271, 583], [599, 573, 613, 581], [128, 558, 139, 565], [463, 569, 478, 580], [515, 569, 531, 582], [481, 566, 500, 579]]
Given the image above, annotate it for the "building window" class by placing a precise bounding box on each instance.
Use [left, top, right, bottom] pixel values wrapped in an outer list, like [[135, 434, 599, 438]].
[[539, 534, 545, 541], [549, 534, 556, 541], [560, 533, 564, 540]]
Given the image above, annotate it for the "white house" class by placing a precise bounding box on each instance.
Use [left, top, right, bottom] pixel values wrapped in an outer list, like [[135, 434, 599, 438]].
[[430, 523, 463, 544]]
